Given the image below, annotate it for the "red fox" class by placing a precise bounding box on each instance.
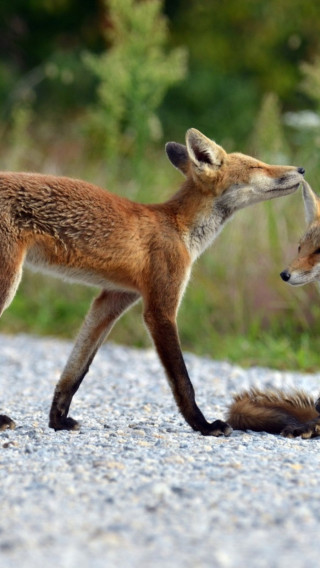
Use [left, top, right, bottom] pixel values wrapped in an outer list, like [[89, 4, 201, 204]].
[[227, 180, 320, 439], [0, 128, 305, 435]]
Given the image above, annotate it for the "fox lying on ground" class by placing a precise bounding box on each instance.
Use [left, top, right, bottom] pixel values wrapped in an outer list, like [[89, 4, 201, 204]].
[[0, 128, 305, 435], [227, 180, 320, 439]]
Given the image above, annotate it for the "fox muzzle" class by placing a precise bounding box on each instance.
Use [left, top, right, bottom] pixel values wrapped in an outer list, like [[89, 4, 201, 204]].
[[280, 269, 291, 282]]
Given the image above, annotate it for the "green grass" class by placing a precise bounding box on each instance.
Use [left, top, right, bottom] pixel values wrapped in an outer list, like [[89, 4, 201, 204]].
[[2, 278, 319, 372], [1, 257, 319, 373]]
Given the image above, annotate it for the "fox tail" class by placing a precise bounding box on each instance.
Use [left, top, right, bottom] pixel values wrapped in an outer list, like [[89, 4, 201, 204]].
[[226, 388, 318, 435]]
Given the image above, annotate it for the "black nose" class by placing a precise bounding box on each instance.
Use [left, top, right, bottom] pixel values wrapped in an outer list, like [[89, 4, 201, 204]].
[[297, 167, 305, 175], [280, 270, 291, 282]]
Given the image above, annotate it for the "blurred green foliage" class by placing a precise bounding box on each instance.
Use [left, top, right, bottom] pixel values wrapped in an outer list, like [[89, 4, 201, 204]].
[[83, 0, 187, 180], [1, 0, 320, 370], [163, 0, 320, 142], [2, 0, 320, 140]]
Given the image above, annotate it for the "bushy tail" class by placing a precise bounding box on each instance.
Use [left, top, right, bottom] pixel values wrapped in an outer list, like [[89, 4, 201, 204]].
[[226, 388, 318, 435]]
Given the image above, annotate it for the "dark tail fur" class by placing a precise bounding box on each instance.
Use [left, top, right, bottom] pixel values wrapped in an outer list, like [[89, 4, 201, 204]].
[[226, 388, 319, 436]]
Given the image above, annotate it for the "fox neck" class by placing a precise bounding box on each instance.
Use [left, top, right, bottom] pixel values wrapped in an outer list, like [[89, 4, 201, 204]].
[[187, 202, 232, 259], [164, 178, 233, 260]]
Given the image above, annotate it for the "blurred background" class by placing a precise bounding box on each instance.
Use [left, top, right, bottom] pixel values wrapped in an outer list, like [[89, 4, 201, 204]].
[[1, 0, 320, 370]]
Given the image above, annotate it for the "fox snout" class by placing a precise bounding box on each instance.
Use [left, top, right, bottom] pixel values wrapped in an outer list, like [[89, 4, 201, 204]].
[[297, 167, 305, 175], [280, 269, 291, 282]]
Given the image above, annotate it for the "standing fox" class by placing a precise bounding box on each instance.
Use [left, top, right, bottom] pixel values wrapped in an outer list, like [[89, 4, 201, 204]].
[[0, 128, 305, 435], [227, 180, 320, 439]]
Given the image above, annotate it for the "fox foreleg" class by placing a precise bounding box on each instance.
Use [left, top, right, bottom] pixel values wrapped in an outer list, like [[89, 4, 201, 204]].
[[0, 415, 16, 431], [143, 306, 232, 436], [49, 289, 139, 430]]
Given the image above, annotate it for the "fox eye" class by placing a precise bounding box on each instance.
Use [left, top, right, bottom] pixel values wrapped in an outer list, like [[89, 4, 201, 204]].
[[314, 248, 320, 255], [298, 245, 301, 253]]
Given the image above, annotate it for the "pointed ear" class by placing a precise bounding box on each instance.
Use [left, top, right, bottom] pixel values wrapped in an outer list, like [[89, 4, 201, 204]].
[[302, 181, 320, 224], [165, 142, 189, 176], [186, 128, 225, 169]]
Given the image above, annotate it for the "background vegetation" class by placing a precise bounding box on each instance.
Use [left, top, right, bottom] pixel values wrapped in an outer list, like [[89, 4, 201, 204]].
[[1, 0, 320, 370]]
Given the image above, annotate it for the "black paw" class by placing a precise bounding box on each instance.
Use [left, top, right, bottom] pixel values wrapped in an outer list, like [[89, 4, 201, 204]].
[[200, 419, 233, 437], [49, 415, 80, 431], [0, 414, 16, 431], [281, 419, 320, 439]]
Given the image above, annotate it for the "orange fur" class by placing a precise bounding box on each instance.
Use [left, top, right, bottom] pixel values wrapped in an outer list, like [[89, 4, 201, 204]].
[[280, 181, 320, 287], [0, 128, 305, 434], [227, 388, 318, 436]]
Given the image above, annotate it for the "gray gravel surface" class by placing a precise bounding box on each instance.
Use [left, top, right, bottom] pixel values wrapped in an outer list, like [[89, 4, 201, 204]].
[[1, 333, 320, 568]]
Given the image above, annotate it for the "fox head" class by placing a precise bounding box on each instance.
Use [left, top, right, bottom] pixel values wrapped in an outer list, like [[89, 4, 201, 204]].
[[281, 181, 320, 286], [166, 128, 305, 215]]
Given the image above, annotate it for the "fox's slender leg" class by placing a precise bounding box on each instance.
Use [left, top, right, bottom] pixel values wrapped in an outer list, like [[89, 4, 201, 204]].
[[0, 243, 25, 431], [49, 289, 139, 430], [143, 303, 232, 436]]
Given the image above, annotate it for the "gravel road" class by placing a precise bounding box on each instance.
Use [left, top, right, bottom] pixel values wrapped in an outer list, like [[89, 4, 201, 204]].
[[1, 333, 320, 568]]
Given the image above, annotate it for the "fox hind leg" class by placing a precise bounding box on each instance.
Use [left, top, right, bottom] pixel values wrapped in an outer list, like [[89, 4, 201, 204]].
[[0, 244, 25, 431], [49, 290, 139, 431]]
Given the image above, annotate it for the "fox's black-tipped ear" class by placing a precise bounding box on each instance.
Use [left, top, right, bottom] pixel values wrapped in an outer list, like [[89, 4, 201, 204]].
[[165, 142, 189, 176], [186, 128, 225, 170], [302, 180, 320, 225]]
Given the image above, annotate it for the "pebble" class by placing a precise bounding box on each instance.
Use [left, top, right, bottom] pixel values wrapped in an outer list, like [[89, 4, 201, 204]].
[[1, 333, 320, 567]]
